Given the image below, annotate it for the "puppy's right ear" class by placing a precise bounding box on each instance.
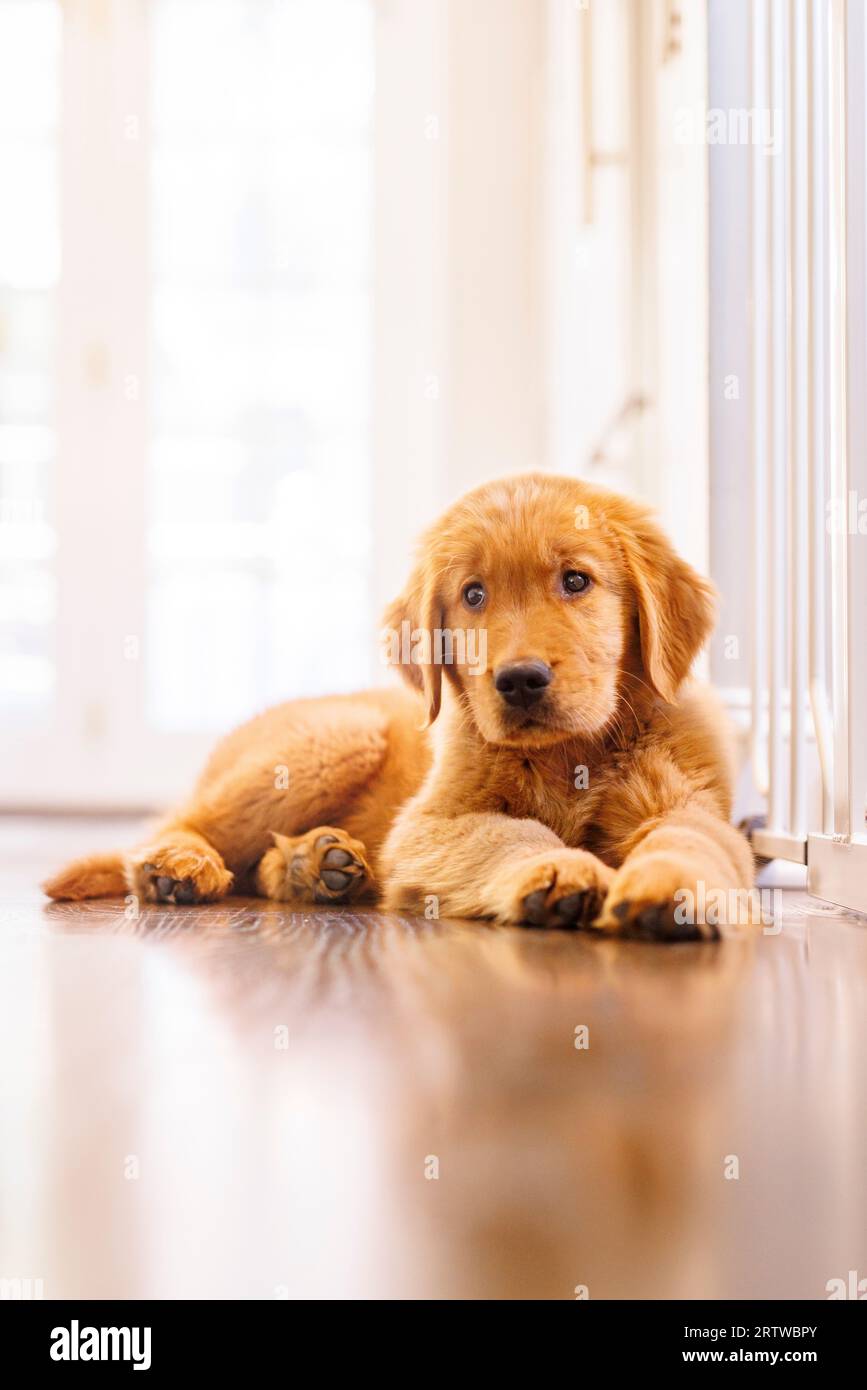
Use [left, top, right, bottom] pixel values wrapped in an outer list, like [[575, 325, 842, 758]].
[[381, 592, 422, 693], [381, 559, 443, 726]]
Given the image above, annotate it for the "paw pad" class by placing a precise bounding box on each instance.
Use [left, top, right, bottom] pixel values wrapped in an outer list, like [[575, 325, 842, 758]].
[[609, 898, 719, 942], [520, 884, 605, 929]]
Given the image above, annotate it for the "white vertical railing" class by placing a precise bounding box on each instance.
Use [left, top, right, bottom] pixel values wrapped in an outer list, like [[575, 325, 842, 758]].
[[751, 0, 867, 913], [808, 0, 834, 838], [788, 0, 809, 841], [827, 0, 850, 839], [842, 0, 867, 847], [768, 0, 788, 841], [750, 0, 771, 803]]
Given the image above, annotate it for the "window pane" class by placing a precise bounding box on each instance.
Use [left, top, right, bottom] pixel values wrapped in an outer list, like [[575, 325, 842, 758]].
[[148, 0, 374, 732], [0, 0, 60, 728]]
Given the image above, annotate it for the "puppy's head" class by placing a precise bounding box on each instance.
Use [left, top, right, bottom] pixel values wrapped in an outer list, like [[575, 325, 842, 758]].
[[383, 473, 715, 747]]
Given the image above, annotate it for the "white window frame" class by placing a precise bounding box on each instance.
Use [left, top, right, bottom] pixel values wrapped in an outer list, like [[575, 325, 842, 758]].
[[2, 0, 385, 809]]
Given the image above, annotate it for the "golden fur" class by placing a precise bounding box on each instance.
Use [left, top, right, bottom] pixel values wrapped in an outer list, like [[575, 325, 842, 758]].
[[44, 473, 753, 940]]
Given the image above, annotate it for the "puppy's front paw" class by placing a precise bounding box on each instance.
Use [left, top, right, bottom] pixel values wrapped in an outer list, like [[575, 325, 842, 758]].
[[595, 855, 720, 942], [492, 849, 614, 929]]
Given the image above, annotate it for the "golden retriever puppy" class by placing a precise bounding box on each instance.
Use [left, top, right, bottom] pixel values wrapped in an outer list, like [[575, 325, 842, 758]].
[[44, 473, 753, 940]]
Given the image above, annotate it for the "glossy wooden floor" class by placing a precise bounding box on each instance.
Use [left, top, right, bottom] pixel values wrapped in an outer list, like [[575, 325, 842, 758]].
[[1, 816, 865, 1300]]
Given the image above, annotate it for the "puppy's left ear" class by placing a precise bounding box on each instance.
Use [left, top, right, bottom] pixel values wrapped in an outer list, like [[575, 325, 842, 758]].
[[613, 510, 717, 704]]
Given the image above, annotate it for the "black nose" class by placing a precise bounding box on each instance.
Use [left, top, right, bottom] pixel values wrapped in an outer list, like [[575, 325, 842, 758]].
[[494, 660, 553, 709]]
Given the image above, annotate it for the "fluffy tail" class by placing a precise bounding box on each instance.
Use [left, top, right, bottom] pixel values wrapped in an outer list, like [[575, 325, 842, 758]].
[[42, 851, 128, 901]]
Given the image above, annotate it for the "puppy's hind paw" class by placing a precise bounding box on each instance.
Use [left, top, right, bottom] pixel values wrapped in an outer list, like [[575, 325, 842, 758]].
[[257, 826, 373, 904], [129, 839, 233, 905]]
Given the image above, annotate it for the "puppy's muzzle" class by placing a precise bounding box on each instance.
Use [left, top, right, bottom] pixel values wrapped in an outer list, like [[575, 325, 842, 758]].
[[494, 660, 553, 710]]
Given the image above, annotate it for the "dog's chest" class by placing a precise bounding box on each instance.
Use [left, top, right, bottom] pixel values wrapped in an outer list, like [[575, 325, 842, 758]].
[[489, 749, 602, 846]]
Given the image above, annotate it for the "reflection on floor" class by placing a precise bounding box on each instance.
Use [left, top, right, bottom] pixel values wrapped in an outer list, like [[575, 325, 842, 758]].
[[1, 816, 865, 1299]]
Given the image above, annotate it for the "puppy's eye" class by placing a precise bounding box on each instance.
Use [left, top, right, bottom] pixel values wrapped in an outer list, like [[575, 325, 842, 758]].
[[563, 570, 592, 595], [462, 582, 486, 610]]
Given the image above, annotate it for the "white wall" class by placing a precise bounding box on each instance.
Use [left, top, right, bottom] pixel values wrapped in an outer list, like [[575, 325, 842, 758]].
[[372, 0, 548, 624]]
